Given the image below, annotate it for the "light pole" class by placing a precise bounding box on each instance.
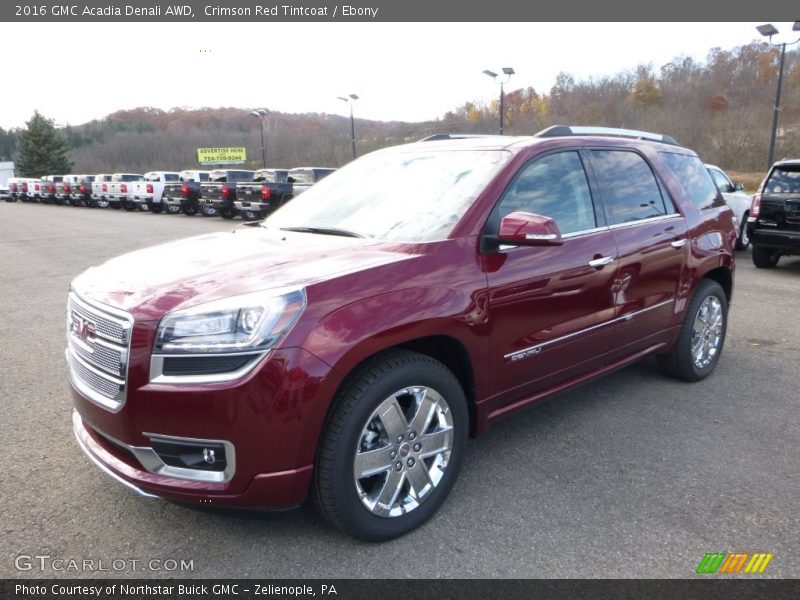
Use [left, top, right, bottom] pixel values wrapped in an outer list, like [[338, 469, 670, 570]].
[[337, 94, 359, 160], [757, 22, 800, 169], [250, 109, 267, 168], [483, 67, 515, 135]]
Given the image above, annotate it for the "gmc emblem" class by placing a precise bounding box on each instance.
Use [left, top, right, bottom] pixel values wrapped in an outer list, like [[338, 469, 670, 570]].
[[71, 314, 96, 342]]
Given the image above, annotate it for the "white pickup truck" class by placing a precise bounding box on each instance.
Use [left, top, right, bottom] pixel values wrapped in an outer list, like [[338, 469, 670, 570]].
[[129, 171, 181, 213], [91, 174, 114, 208], [106, 173, 144, 210]]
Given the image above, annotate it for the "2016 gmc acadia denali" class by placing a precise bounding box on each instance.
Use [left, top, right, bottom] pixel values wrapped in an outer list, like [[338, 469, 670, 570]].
[[67, 126, 736, 540]]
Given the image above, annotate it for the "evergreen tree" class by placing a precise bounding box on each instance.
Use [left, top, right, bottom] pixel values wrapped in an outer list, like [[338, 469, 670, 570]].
[[0, 127, 16, 162], [14, 111, 73, 176]]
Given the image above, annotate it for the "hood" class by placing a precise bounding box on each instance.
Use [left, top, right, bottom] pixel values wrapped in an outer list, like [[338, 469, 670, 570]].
[[72, 226, 416, 320]]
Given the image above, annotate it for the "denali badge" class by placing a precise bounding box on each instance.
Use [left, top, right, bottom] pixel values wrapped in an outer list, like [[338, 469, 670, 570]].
[[71, 314, 96, 342]]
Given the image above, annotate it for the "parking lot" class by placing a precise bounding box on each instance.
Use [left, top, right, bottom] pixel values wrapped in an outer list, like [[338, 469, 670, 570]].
[[1, 201, 798, 579]]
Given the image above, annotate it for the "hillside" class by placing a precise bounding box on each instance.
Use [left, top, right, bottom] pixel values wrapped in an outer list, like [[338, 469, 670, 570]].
[[2, 41, 798, 174]]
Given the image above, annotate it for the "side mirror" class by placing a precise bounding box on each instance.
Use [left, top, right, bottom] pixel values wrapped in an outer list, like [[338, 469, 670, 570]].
[[733, 182, 744, 192], [497, 211, 563, 246]]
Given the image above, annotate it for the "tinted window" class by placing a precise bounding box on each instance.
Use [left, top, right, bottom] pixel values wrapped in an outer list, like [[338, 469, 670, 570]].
[[660, 152, 724, 210], [764, 165, 800, 194], [590, 150, 668, 225], [289, 170, 315, 184], [199, 172, 210, 182], [165, 173, 179, 182], [120, 174, 143, 182], [229, 171, 254, 182], [493, 151, 596, 235], [707, 167, 733, 193]]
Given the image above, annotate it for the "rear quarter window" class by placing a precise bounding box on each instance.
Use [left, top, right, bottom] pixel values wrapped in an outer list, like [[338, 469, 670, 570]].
[[660, 152, 724, 210]]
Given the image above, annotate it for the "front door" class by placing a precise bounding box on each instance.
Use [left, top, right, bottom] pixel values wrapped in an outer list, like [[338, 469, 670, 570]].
[[484, 150, 620, 413]]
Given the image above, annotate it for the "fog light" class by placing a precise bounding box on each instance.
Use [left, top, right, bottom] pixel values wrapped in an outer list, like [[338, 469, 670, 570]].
[[150, 438, 227, 472]]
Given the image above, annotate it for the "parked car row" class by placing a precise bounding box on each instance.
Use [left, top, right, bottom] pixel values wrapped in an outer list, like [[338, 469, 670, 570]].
[[4, 167, 336, 221]]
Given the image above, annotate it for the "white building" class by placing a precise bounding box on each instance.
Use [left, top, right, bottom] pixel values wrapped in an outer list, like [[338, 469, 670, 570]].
[[0, 162, 14, 186]]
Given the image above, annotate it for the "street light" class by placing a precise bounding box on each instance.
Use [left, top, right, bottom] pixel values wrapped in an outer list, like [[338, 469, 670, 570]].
[[250, 109, 268, 168], [756, 22, 800, 169], [337, 94, 359, 160], [483, 67, 515, 135]]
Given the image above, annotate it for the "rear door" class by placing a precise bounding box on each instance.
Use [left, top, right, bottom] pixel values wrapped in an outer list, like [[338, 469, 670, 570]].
[[585, 148, 688, 353]]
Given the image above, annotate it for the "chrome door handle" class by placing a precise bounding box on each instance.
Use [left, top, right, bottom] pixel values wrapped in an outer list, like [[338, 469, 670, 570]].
[[588, 256, 615, 268], [670, 239, 688, 248]]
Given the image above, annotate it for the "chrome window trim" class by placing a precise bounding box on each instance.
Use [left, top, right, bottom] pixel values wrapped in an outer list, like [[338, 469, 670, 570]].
[[149, 351, 268, 385], [607, 213, 682, 230], [504, 299, 674, 363]]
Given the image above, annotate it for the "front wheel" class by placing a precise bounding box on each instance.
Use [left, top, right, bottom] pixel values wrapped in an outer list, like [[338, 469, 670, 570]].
[[314, 350, 467, 541], [150, 204, 164, 214], [752, 245, 779, 268], [657, 279, 728, 382], [219, 207, 237, 219], [166, 204, 181, 215], [240, 209, 261, 221]]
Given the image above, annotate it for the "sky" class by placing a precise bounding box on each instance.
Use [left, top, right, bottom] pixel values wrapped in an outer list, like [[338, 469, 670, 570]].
[[0, 21, 795, 130]]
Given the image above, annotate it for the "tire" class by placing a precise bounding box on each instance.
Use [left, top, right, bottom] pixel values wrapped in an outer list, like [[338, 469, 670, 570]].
[[150, 204, 164, 214], [752, 245, 779, 268], [657, 279, 728, 382], [122, 201, 136, 212], [96, 199, 109, 209], [166, 204, 181, 215], [182, 202, 198, 216], [240, 209, 261, 221], [200, 204, 217, 217], [735, 213, 750, 251], [219, 207, 237, 220], [314, 350, 468, 541]]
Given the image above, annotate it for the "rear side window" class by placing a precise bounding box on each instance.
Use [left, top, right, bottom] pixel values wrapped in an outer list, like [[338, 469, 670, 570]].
[[660, 152, 724, 210], [229, 171, 254, 182], [763, 165, 800, 194], [493, 151, 596, 235], [590, 150, 669, 225]]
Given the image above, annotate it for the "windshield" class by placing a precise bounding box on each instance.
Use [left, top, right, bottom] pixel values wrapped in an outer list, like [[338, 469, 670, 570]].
[[265, 147, 511, 241]]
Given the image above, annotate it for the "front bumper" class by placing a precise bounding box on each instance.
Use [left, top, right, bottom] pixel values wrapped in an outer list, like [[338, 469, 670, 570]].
[[70, 345, 336, 508], [73, 411, 312, 507]]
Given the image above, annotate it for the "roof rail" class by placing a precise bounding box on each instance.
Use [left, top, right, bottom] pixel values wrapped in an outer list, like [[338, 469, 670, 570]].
[[419, 133, 500, 142], [534, 125, 680, 147]]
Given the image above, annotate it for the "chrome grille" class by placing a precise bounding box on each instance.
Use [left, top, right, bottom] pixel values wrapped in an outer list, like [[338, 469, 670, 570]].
[[66, 292, 132, 411]]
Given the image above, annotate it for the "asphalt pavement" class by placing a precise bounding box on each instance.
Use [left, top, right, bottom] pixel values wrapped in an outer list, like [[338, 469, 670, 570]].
[[1, 201, 798, 578]]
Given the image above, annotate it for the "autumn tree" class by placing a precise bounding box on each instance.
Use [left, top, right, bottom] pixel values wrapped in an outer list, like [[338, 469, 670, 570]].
[[14, 111, 73, 176]]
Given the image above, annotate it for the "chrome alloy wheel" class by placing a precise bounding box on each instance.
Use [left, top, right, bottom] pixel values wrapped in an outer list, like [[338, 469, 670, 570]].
[[691, 296, 724, 369], [353, 386, 453, 518]]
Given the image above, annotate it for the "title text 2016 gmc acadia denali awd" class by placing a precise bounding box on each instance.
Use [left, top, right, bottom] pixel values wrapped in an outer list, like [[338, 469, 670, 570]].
[[67, 126, 736, 540]]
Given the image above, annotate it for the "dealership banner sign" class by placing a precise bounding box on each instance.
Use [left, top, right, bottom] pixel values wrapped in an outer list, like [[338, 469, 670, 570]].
[[197, 147, 246, 165]]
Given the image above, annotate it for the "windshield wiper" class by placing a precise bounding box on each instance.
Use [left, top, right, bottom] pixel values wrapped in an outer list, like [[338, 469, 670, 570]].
[[280, 226, 365, 238]]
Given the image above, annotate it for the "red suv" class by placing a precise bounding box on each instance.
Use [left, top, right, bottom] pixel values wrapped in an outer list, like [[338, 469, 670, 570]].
[[68, 126, 736, 540]]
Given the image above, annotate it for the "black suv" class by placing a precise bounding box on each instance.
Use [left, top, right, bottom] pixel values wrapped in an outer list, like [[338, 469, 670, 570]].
[[747, 159, 800, 268]]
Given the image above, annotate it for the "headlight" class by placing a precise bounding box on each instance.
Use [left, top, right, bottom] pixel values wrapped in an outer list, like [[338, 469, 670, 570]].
[[154, 288, 306, 355]]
